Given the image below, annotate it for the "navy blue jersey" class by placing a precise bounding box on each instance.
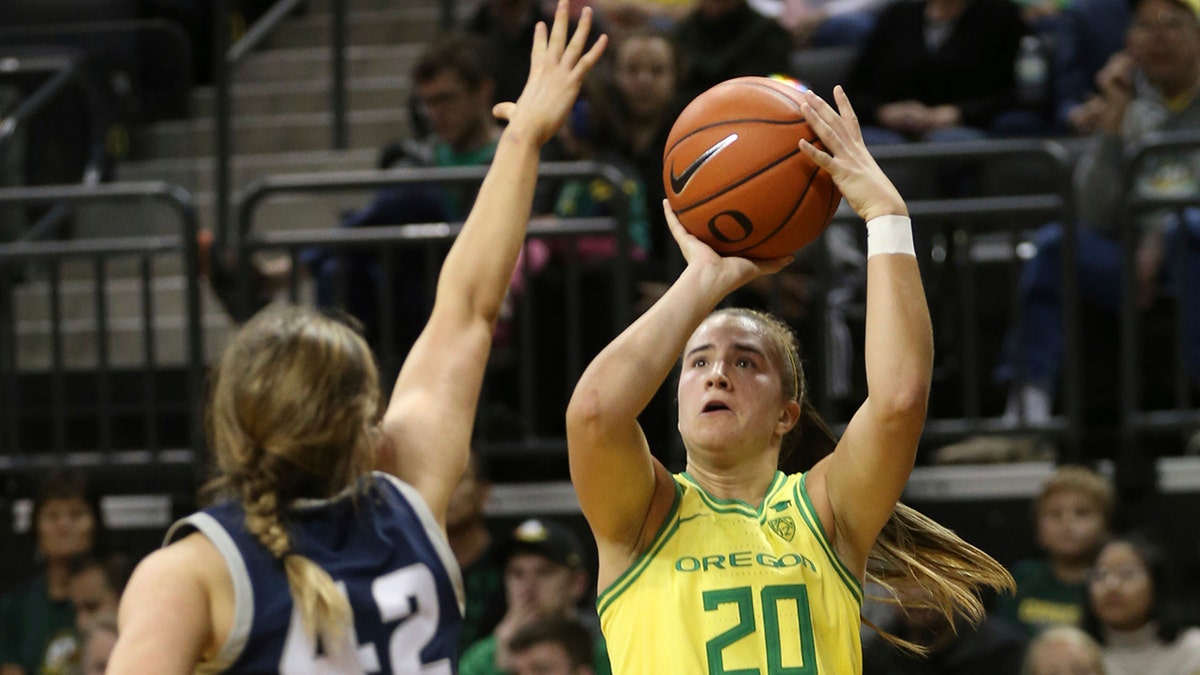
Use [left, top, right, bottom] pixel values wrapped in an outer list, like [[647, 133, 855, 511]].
[[165, 472, 464, 674]]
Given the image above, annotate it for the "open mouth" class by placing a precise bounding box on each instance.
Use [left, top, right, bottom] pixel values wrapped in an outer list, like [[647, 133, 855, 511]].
[[702, 401, 731, 413]]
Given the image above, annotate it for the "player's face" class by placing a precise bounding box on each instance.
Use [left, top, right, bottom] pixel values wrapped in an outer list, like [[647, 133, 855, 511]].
[[415, 70, 489, 152], [1036, 491, 1107, 561], [615, 36, 676, 121], [69, 567, 120, 634], [511, 642, 588, 675], [37, 497, 96, 562], [1127, 0, 1200, 88], [1088, 542, 1153, 631], [1026, 640, 1102, 675], [678, 315, 793, 457], [505, 554, 581, 618]]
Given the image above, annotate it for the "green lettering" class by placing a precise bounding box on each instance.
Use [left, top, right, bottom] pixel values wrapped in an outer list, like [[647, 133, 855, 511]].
[[702, 555, 726, 571], [676, 557, 701, 572], [729, 551, 753, 568], [777, 554, 801, 568]]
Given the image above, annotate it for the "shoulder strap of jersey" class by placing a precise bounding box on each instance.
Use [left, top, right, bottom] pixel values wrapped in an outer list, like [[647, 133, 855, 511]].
[[164, 512, 254, 671]]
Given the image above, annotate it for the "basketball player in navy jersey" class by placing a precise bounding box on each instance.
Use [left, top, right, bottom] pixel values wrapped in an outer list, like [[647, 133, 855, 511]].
[[104, 4, 606, 673]]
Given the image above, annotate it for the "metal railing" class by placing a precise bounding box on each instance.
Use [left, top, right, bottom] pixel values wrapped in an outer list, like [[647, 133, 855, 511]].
[[213, 0, 348, 242], [3, 138, 1197, 488], [1118, 130, 1200, 484], [0, 182, 202, 466], [826, 139, 1084, 458], [0, 50, 109, 241], [237, 160, 636, 455]]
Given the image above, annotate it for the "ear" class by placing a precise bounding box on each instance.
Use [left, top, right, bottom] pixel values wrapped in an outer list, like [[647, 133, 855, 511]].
[[775, 399, 801, 437]]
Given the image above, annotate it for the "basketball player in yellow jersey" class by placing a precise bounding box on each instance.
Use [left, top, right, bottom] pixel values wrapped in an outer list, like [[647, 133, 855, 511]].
[[567, 86, 1013, 674]]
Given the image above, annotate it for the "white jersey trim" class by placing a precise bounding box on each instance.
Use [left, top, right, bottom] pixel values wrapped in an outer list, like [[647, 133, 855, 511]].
[[376, 471, 466, 616], [164, 512, 254, 673]]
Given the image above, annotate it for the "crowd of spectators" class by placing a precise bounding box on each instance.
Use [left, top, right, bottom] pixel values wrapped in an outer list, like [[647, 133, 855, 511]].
[[4, 0, 1200, 671], [8, 462, 1200, 675]]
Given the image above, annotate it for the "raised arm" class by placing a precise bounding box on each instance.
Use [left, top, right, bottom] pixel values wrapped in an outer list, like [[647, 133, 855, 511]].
[[799, 87, 932, 575], [567, 204, 790, 585], [381, 1, 606, 526]]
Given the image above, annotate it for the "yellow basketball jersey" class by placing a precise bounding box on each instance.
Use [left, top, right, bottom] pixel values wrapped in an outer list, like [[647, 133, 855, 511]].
[[598, 471, 863, 675]]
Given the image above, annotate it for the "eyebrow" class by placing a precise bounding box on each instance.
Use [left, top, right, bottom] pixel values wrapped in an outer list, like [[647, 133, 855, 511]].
[[684, 342, 767, 359]]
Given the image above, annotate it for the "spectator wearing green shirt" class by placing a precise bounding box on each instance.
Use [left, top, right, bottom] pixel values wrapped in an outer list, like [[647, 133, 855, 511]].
[[459, 518, 611, 675], [995, 465, 1114, 637], [510, 617, 600, 675], [450, 452, 508, 656], [0, 470, 105, 675]]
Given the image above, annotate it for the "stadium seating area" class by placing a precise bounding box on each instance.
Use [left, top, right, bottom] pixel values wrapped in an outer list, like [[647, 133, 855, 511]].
[[2, 0, 1200, 638]]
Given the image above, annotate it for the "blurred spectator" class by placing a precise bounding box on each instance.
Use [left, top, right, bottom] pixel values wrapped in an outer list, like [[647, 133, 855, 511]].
[[1082, 534, 1200, 675], [0, 470, 105, 675], [591, 0, 692, 35], [66, 554, 130, 637], [591, 27, 684, 260], [459, 67, 658, 438], [202, 33, 502, 338], [937, 0, 1200, 461], [574, 26, 685, 449], [994, 465, 1114, 638], [775, 0, 890, 47], [1023, 625, 1107, 675], [74, 614, 116, 675], [509, 617, 597, 675], [467, 0, 608, 106], [863, 583, 1027, 675], [672, 0, 792, 100], [1014, 0, 1070, 27], [1053, 0, 1130, 133], [298, 32, 502, 348], [846, 0, 1028, 145], [459, 518, 611, 675], [451, 452, 508, 655]]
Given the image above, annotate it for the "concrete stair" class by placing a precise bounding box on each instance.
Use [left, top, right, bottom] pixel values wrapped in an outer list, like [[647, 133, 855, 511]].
[[266, 6, 443, 48], [19, 0, 450, 371]]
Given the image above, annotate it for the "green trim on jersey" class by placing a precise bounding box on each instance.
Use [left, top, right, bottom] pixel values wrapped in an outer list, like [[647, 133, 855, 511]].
[[597, 479, 684, 616], [795, 474, 863, 604], [680, 471, 787, 520]]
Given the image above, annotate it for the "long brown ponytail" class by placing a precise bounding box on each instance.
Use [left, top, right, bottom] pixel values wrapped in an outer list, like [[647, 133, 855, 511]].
[[715, 308, 1015, 653]]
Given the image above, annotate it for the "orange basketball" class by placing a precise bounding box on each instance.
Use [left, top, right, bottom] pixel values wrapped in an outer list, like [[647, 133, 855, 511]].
[[662, 76, 841, 259]]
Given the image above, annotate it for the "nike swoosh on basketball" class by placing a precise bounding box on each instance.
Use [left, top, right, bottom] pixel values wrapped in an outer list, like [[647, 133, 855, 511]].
[[669, 133, 739, 195]]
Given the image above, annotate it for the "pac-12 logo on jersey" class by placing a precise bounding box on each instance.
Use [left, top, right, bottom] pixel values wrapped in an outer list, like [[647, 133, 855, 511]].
[[769, 516, 796, 541], [279, 563, 450, 674]]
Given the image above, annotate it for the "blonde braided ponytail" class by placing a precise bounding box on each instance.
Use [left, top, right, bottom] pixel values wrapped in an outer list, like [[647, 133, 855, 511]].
[[204, 307, 382, 650]]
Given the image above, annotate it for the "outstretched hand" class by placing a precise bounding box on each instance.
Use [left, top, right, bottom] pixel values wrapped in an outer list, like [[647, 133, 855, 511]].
[[798, 86, 907, 223], [492, 0, 608, 146], [663, 200, 792, 289]]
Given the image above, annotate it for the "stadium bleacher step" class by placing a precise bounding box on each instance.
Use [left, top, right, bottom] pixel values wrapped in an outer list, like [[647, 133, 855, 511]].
[[72, 189, 374, 238], [11, 274, 315, 369], [235, 44, 423, 83], [18, 0, 435, 376], [267, 6, 442, 48], [115, 148, 378, 192], [189, 76, 411, 117], [144, 108, 408, 156]]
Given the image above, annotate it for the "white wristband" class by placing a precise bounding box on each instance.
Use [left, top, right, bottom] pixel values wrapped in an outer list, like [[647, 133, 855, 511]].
[[866, 215, 915, 258]]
